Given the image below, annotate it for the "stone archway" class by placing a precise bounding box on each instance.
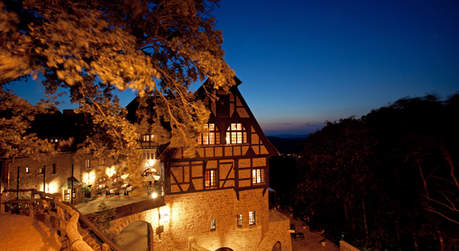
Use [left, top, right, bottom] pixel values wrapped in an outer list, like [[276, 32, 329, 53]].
[[115, 221, 152, 251], [216, 248, 233, 251], [272, 241, 281, 251]]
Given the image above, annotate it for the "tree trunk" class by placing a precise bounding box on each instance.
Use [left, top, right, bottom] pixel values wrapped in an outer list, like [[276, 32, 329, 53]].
[[437, 229, 445, 251], [441, 145, 459, 190], [362, 198, 369, 247], [395, 216, 401, 251], [344, 200, 349, 221], [413, 233, 419, 251], [13, 158, 18, 199], [350, 201, 356, 233], [417, 159, 430, 199]]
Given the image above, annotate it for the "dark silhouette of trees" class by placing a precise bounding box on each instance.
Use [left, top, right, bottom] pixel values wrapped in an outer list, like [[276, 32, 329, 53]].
[[291, 94, 459, 250]]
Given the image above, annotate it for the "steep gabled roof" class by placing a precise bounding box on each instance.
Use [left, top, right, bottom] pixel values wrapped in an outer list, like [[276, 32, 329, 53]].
[[230, 85, 279, 156], [127, 76, 278, 156]]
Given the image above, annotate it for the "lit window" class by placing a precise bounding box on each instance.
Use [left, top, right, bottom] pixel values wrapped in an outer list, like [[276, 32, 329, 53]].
[[204, 169, 217, 188], [210, 219, 216, 231], [249, 211, 256, 225], [52, 163, 56, 174], [86, 159, 91, 169], [252, 168, 264, 184], [225, 123, 247, 144], [142, 134, 154, 142], [106, 166, 116, 177], [198, 123, 220, 145], [25, 167, 30, 174], [237, 214, 243, 227], [39, 167, 44, 174]]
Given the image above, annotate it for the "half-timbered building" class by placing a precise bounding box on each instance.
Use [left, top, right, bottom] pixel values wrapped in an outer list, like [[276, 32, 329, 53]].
[[144, 78, 292, 250], [1, 78, 292, 251]]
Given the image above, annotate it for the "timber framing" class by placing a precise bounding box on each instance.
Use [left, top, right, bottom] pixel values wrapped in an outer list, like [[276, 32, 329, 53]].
[[162, 77, 278, 199]]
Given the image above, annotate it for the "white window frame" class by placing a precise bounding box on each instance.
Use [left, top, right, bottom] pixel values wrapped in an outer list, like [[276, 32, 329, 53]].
[[252, 168, 264, 184], [237, 214, 243, 227], [210, 219, 216, 231], [198, 123, 219, 145], [204, 169, 217, 189], [225, 123, 247, 144], [249, 211, 256, 225]]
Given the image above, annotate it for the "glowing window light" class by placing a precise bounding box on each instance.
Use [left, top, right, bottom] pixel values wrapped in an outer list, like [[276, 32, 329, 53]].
[[43, 181, 59, 194], [83, 170, 96, 185], [204, 169, 217, 188], [106, 166, 116, 177], [252, 168, 264, 184], [226, 123, 247, 144], [142, 134, 154, 142], [210, 219, 216, 231], [198, 123, 218, 145], [249, 211, 256, 225]]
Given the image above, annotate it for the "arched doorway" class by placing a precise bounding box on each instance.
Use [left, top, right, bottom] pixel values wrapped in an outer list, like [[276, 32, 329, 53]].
[[115, 221, 152, 251], [272, 241, 281, 251], [216, 248, 233, 251]]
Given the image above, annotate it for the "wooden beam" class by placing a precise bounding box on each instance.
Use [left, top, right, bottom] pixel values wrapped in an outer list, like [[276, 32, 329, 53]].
[[170, 171, 183, 192], [221, 162, 233, 188], [235, 159, 239, 200]]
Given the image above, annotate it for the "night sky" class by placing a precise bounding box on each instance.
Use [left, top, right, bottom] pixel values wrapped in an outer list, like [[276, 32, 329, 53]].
[[9, 0, 459, 136]]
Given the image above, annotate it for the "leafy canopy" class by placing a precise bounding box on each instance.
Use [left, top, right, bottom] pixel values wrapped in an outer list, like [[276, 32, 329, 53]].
[[0, 0, 235, 160]]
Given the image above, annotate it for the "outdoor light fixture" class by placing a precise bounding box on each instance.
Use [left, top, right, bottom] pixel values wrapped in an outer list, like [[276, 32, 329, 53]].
[[145, 159, 157, 167], [151, 191, 158, 199], [159, 206, 170, 225]]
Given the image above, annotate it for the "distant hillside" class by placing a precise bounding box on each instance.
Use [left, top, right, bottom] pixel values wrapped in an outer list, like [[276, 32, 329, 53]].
[[267, 136, 306, 154]]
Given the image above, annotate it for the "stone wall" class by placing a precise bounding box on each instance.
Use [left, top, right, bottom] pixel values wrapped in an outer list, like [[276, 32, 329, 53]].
[[6, 153, 79, 196], [339, 240, 360, 251], [257, 210, 292, 251], [108, 188, 292, 251]]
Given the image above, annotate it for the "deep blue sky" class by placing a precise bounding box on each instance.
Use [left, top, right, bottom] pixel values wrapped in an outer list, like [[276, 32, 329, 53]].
[[9, 0, 459, 136], [212, 0, 459, 135]]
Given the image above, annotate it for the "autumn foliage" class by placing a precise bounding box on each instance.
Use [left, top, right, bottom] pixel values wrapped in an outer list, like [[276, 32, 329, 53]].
[[0, 0, 234, 167]]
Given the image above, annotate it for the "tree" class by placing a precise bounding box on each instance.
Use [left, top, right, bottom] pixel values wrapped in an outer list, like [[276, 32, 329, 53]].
[[0, 0, 235, 189], [294, 94, 459, 250]]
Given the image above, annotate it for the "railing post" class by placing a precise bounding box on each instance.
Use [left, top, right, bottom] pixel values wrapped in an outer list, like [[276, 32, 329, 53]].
[[29, 200, 34, 218], [0, 193, 4, 214]]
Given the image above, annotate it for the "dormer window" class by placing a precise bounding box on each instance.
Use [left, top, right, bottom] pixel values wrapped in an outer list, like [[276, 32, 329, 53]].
[[198, 123, 220, 145], [226, 123, 247, 144], [142, 134, 154, 142]]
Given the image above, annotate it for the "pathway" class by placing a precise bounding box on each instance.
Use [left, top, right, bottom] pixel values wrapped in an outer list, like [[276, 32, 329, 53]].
[[0, 214, 61, 251], [288, 213, 339, 251]]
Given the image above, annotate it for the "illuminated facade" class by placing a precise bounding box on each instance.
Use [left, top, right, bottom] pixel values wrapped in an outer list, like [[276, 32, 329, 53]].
[[0, 79, 292, 250], [130, 79, 292, 250]]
